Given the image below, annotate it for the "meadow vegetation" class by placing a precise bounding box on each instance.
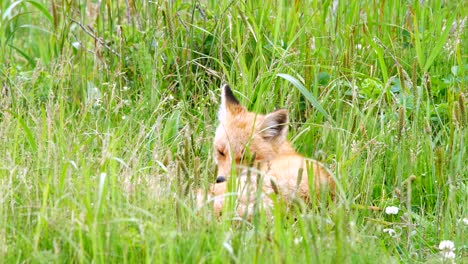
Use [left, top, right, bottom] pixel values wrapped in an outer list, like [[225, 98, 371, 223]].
[[0, 0, 466, 262]]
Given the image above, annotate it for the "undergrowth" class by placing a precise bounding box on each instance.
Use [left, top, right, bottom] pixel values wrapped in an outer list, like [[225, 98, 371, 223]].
[[0, 0, 466, 263]]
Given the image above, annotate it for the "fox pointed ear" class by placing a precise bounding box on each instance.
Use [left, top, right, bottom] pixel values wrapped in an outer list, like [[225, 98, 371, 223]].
[[218, 84, 242, 121], [260, 109, 289, 140]]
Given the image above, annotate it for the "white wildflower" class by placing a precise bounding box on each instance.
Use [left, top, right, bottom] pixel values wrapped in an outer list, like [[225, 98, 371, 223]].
[[439, 240, 455, 251], [439, 240, 456, 260], [442, 251, 455, 259], [294, 237, 303, 245], [87, 82, 102, 107], [383, 228, 398, 238], [351, 140, 359, 154], [385, 206, 399, 215], [310, 37, 316, 52], [72, 41, 81, 49], [463, 218, 468, 225]]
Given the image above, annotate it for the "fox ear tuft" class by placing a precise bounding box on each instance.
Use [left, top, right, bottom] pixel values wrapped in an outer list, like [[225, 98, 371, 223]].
[[260, 109, 288, 140], [218, 84, 241, 121], [222, 84, 240, 106]]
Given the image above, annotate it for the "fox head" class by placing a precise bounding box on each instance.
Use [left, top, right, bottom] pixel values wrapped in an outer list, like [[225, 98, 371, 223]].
[[214, 84, 290, 183]]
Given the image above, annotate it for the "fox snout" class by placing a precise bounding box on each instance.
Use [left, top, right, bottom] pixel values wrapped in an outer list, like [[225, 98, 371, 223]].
[[216, 176, 226, 183]]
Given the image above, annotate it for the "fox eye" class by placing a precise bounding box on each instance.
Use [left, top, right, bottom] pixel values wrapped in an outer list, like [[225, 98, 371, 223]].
[[217, 149, 225, 157]]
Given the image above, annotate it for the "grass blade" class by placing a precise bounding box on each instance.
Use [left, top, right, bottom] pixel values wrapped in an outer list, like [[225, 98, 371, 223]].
[[26, 0, 53, 25], [423, 15, 456, 72], [277, 73, 331, 121]]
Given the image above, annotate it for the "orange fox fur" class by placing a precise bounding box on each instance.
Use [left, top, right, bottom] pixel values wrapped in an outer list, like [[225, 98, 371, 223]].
[[197, 84, 334, 217]]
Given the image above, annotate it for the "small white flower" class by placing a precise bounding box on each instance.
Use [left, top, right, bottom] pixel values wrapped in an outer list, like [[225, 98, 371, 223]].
[[72, 41, 82, 49], [310, 37, 316, 51], [294, 237, 303, 245], [438, 240, 456, 260], [385, 206, 399, 215], [463, 218, 468, 225], [439, 240, 455, 251], [87, 82, 102, 107], [383, 228, 398, 238], [441, 251, 455, 259]]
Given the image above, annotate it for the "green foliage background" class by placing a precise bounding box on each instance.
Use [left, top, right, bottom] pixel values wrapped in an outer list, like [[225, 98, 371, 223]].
[[0, 0, 466, 263]]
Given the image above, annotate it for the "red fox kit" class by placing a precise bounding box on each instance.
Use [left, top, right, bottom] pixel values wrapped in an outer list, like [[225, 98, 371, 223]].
[[198, 84, 334, 217]]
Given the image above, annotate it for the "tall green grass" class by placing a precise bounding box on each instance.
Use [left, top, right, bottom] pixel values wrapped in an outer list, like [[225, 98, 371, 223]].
[[0, 0, 466, 262]]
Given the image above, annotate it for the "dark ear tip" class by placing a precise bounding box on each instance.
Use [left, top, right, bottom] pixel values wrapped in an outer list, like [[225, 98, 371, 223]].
[[222, 84, 232, 96], [275, 109, 288, 123], [222, 84, 230, 90], [221, 83, 240, 105]]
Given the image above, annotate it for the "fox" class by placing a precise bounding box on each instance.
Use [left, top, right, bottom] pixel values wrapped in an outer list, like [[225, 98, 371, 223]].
[[197, 84, 335, 217]]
